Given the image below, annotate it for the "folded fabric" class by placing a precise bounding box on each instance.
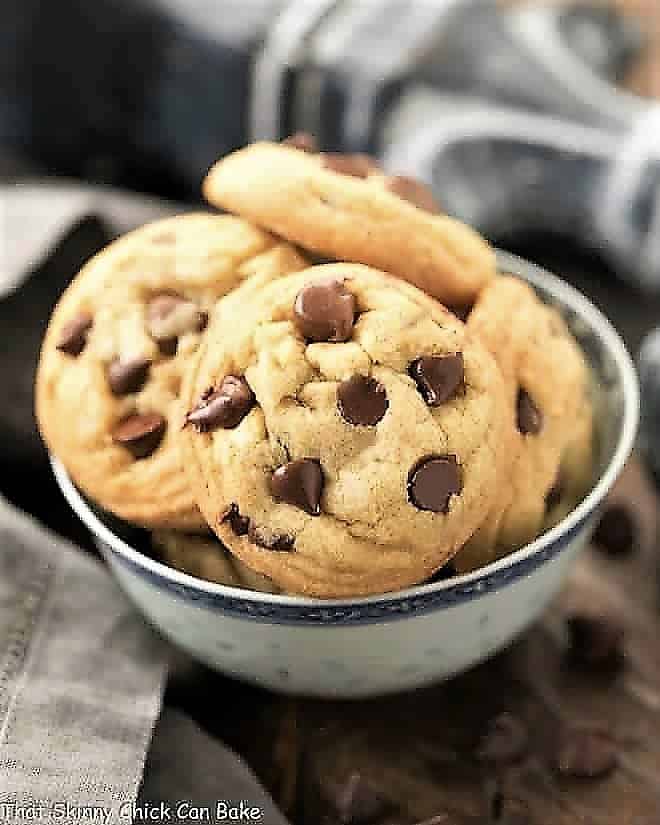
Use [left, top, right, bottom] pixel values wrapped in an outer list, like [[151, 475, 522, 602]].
[[0, 495, 169, 823]]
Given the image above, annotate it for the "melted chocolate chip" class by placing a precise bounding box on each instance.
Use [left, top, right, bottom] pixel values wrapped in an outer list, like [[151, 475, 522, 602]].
[[321, 153, 378, 178], [337, 375, 388, 426], [555, 728, 618, 779], [107, 356, 150, 396], [56, 312, 93, 356], [186, 376, 255, 432], [112, 413, 166, 459], [592, 503, 638, 557], [386, 175, 440, 214], [409, 354, 464, 406], [248, 524, 295, 552], [282, 132, 318, 153], [407, 455, 462, 513], [566, 614, 624, 672], [293, 280, 356, 343], [477, 713, 529, 765], [270, 459, 324, 516], [516, 389, 543, 435], [220, 503, 250, 536]]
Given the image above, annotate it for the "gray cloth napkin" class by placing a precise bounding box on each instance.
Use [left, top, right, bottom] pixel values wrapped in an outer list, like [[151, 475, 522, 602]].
[[0, 496, 168, 822]]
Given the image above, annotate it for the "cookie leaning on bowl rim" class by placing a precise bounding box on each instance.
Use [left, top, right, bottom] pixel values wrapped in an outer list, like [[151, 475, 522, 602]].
[[453, 275, 594, 573], [179, 262, 510, 598], [36, 213, 308, 529], [202, 140, 496, 309]]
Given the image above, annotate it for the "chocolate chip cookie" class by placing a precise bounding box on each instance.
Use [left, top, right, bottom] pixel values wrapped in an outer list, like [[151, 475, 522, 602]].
[[202, 141, 496, 308], [151, 530, 279, 592], [180, 263, 508, 597], [36, 214, 307, 528], [454, 276, 593, 573]]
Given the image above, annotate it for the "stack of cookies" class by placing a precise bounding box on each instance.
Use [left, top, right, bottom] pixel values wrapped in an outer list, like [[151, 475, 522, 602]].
[[36, 136, 594, 598]]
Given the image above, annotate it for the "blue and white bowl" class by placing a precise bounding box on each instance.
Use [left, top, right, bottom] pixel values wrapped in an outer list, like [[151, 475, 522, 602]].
[[52, 252, 639, 698]]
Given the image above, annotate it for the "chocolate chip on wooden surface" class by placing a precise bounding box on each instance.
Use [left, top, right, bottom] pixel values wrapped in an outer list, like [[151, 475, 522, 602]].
[[293, 280, 356, 343], [555, 727, 618, 779], [283, 132, 318, 153], [112, 412, 166, 459], [107, 356, 150, 396], [186, 376, 255, 432], [56, 312, 93, 356], [592, 503, 638, 556], [270, 459, 324, 516], [334, 773, 394, 824], [337, 375, 388, 425], [566, 614, 624, 671], [408, 456, 463, 513], [516, 389, 543, 435], [477, 713, 529, 765], [409, 354, 464, 406]]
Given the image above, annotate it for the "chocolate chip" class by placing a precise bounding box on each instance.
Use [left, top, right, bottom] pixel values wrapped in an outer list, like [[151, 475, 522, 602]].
[[282, 132, 318, 153], [477, 713, 529, 765], [592, 503, 638, 557], [186, 376, 255, 432], [555, 727, 618, 779], [408, 455, 462, 513], [220, 503, 250, 536], [321, 153, 378, 178], [386, 175, 440, 214], [516, 389, 543, 435], [545, 477, 563, 511], [56, 312, 93, 356], [337, 375, 388, 426], [112, 413, 166, 459], [146, 292, 207, 349], [248, 524, 295, 552], [293, 280, 356, 343], [566, 614, 624, 672], [334, 773, 394, 825], [270, 459, 324, 516], [409, 354, 464, 406], [107, 356, 151, 396]]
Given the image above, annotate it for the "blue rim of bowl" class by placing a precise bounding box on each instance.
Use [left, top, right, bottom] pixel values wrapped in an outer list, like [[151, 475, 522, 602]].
[[50, 251, 640, 626]]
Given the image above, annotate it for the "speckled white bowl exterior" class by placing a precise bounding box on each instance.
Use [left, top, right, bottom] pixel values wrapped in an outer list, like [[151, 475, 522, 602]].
[[52, 252, 639, 698]]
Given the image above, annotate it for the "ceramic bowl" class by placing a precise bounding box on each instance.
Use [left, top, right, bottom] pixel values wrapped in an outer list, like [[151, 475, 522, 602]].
[[51, 251, 639, 698]]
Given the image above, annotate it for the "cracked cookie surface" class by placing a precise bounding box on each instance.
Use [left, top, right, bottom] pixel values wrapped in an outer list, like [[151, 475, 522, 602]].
[[454, 276, 594, 573], [180, 263, 508, 597], [203, 141, 496, 308], [36, 214, 307, 528]]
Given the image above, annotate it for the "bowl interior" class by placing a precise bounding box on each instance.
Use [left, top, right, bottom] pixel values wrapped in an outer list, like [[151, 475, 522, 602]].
[[52, 251, 639, 606]]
